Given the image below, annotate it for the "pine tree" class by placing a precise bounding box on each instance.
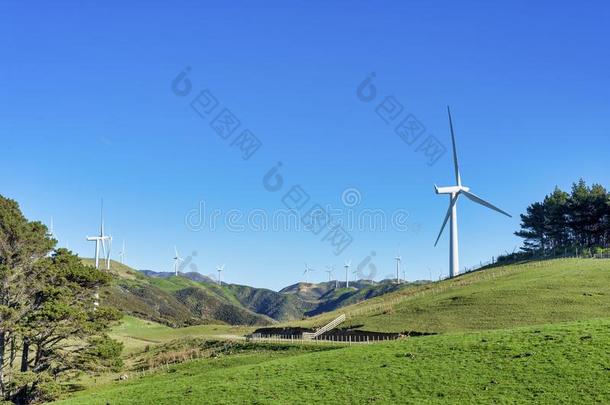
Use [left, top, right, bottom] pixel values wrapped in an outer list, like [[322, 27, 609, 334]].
[[515, 202, 546, 252], [515, 180, 610, 256], [543, 187, 570, 250]]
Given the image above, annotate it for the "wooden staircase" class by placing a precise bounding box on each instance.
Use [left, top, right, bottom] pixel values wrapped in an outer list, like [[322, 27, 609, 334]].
[[302, 314, 346, 340]]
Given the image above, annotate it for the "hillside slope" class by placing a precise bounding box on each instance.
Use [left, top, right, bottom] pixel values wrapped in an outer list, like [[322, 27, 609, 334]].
[[87, 259, 414, 327], [84, 259, 273, 326], [289, 258, 610, 333], [57, 318, 610, 404], [134, 268, 423, 322]]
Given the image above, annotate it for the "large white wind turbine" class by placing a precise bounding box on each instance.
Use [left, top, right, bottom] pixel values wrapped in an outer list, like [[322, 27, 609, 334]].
[[343, 260, 351, 288], [434, 107, 512, 278], [303, 263, 315, 284], [86, 200, 112, 269], [216, 264, 225, 286], [173, 246, 183, 276]]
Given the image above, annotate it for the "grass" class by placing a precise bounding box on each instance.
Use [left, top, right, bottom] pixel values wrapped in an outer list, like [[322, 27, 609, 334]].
[[109, 316, 254, 354], [56, 318, 610, 404], [289, 258, 610, 333], [56, 259, 610, 403]]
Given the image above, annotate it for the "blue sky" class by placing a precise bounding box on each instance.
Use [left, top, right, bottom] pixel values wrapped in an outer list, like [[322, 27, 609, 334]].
[[1, 1, 609, 290]]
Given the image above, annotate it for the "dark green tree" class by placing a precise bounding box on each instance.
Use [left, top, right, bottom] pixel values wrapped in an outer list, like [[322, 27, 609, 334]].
[[515, 180, 610, 255], [515, 202, 546, 252], [0, 196, 55, 399], [543, 187, 570, 250], [0, 195, 122, 403]]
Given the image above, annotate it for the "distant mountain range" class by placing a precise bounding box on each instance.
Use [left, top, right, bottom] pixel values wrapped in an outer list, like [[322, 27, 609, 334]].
[[85, 259, 429, 327], [140, 270, 216, 284]]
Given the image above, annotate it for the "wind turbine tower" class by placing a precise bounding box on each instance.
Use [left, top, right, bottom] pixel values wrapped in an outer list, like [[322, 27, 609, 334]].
[[216, 264, 225, 286], [103, 230, 112, 270], [173, 246, 183, 276], [118, 240, 126, 264], [49, 216, 56, 240], [303, 263, 315, 284], [86, 200, 111, 269], [326, 265, 338, 289], [394, 252, 402, 284], [344, 260, 351, 288], [434, 107, 512, 278]]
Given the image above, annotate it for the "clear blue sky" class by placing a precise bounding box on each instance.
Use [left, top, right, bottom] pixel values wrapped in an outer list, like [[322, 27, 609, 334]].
[[1, 1, 609, 290]]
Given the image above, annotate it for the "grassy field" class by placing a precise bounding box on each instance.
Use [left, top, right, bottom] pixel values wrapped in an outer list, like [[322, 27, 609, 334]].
[[289, 258, 610, 333], [56, 318, 610, 404], [56, 259, 610, 404], [109, 316, 254, 354]]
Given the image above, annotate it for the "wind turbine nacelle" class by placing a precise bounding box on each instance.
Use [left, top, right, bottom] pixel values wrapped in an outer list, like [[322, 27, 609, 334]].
[[435, 185, 470, 195]]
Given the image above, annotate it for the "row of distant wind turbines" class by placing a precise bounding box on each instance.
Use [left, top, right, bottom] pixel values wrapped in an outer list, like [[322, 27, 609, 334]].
[[303, 254, 405, 287], [83, 210, 227, 286], [80, 107, 510, 284], [172, 246, 225, 285], [81, 200, 125, 271]]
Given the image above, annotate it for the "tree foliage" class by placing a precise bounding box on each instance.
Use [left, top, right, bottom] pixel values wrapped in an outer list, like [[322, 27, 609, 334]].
[[0, 195, 122, 403], [515, 180, 610, 254]]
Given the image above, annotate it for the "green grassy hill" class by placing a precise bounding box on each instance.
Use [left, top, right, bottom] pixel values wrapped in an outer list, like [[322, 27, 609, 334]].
[[288, 258, 610, 333], [55, 258, 610, 404], [86, 258, 424, 327], [86, 259, 273, 326], [108, 316, 254, 354], [226, 284, 318, 320], [56, 318, 610, 404]]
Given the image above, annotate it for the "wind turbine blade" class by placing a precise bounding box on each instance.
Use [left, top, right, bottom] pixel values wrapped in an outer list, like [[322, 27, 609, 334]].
[[174, 246, 179, 257], [434, 194, 458, 247], [462, 190, 512, 218], [447, 106, 461, 186]]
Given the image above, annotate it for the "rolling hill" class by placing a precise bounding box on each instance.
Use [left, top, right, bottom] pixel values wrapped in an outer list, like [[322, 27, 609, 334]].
[[286, 258, 610, 333], [56, 258, 610, 404], [84, 259, 421, 327], [85, 259, 273, 326], [57, 318, 610, 404]]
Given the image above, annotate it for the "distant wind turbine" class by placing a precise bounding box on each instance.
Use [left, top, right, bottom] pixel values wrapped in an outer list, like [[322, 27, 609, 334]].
[[173, 246, 183, 276], [103, 229, 112, 270], [434, 107, 512, 278], [86, 199, 111, 269], [325, 265, 337, 288], [352, 268, 359, 285], [49, 216, 56, 240], [344, 260, 351, 288], [303, 263, 315, 284], [216, 264, 225, 286], [394, 251, 402, 284], [118, 240, 126, 264]]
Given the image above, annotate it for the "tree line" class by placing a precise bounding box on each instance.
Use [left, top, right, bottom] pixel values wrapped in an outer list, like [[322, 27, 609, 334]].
[[515, 179, 610, 255], [0, 195, 122, 404]]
